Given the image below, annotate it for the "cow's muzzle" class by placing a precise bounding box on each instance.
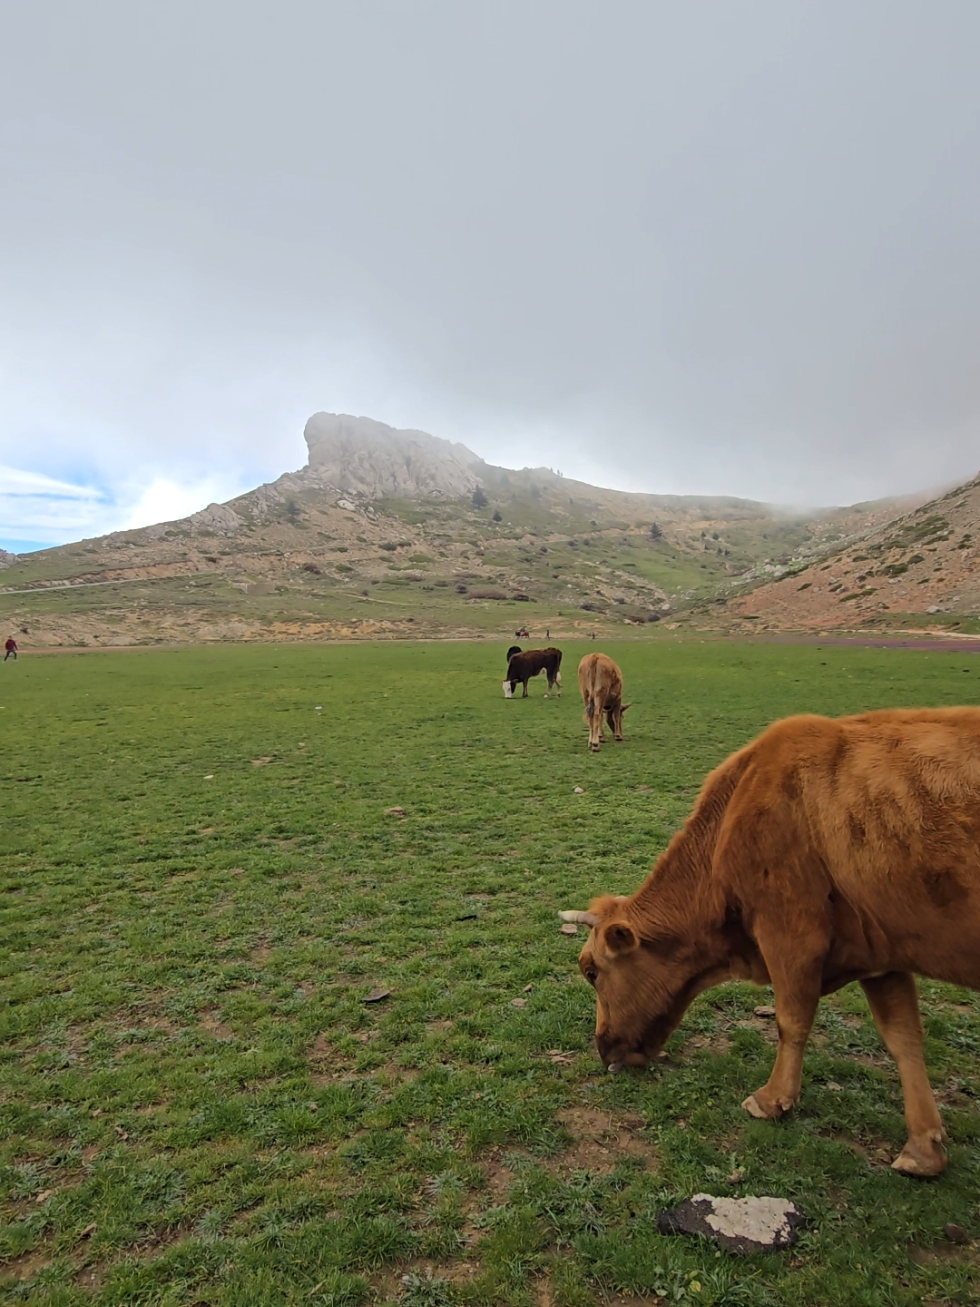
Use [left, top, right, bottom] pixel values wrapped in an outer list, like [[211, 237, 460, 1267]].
[[595, 1030, 649, 1073]]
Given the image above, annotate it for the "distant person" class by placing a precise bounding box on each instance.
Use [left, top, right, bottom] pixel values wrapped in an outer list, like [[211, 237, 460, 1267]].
[[546, 629, 550, 639], [4, 636, 17, 661]]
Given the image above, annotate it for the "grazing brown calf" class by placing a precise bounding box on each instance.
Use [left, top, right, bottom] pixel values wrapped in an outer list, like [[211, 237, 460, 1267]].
[[503, 646, 562, 698], [560, 708, 980, 1176], [578, 653, 629, 751]]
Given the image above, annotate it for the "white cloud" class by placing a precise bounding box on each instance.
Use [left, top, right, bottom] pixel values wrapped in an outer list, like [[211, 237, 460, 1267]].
[[0, 465, 107, 546], [0, 466, 103, 500], [0, 465, 252, 549], [119, 476, 250, 530]]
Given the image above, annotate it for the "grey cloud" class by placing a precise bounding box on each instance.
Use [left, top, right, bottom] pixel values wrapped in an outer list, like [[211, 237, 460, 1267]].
[[2, 0, 979, 523]]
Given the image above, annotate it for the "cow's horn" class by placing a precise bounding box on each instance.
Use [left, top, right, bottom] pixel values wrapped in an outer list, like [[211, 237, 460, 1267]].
[[558, 909, 598, 926]]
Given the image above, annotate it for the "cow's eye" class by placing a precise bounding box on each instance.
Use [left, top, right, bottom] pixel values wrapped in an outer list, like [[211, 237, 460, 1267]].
[[584, 965, 598, 986]]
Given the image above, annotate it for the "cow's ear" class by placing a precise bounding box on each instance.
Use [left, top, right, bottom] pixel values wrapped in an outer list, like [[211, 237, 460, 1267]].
[[599, 919, 639, 956], [621, 703, 631, 713]]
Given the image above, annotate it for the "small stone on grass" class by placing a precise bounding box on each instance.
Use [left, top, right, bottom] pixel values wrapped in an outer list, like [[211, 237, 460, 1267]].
[[361, 987, 391, 1004]]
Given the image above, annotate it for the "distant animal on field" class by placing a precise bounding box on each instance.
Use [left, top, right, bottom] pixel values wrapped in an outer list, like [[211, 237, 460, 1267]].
[[503, 646, 562, 698], [560, 707, 980, 1177], [578, 653, 629, 751]]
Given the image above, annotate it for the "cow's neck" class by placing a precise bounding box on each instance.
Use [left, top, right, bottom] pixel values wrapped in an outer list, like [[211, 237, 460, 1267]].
[[626, 748, 755, 967]]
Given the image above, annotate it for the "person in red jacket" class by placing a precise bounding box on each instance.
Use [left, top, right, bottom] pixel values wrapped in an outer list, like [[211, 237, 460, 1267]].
[[4, 636, 17, 661]]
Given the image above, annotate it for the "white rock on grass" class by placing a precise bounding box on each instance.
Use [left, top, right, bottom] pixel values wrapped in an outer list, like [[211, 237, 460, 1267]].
[[657, 1194, 804, 1254]]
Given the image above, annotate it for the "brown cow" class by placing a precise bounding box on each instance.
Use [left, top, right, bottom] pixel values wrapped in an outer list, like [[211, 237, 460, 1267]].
[[503, 646, 562, 699], [578, 653, 629, 751], [559, 708, 980, 1177]]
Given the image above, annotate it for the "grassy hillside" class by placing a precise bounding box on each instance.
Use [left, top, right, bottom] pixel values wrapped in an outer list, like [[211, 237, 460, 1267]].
[[731, 474, 980, 634], [0, 460, 922, 647], [3, 640, 980, 1304]]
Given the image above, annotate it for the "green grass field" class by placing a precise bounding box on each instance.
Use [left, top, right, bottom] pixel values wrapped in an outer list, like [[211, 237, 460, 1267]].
[[3, 640, 980, 1306]]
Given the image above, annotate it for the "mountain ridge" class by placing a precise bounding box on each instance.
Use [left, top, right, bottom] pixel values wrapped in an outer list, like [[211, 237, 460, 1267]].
[[0, 414, 951, 647]]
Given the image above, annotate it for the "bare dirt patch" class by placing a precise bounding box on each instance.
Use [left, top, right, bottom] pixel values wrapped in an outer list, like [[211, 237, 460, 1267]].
[[816, 1129, 895, 1167], [73, 1259, 109, 1290], [733, 1017, 779, 1043], [307, 1032, 335, 1086], [686, 1031, 733, 1054], [0, 1246, 53, 1284], [199, 1012, 234, 1040], [910, 1238, 980, 1267], [369, 1258, 480, 1301], [552, 1105, 656, 1175]]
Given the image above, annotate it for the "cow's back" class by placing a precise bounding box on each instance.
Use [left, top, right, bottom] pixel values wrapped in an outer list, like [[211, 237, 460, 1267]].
[[578, 653, 620, 699], [715, 708, 980, 987], [578, 653, 600, 700]]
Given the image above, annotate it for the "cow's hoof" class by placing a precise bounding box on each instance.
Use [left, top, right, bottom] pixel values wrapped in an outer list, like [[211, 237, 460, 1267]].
[[892, 1132, 947, 1178], [741, 1091, 794, 1120]]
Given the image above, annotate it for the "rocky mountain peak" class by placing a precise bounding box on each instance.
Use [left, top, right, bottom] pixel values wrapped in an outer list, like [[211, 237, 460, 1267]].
[[303, 412, 485, 500]]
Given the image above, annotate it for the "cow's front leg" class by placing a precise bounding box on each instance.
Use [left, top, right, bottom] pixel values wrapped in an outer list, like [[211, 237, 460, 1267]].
[[861, 972, 947, 1177], [742, 959, 822, 1120]]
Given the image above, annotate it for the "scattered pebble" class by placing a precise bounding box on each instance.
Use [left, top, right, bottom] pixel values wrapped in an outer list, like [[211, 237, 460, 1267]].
[[726, 1170, 745, 1186], [511, 997, 527, 1008], [522, 983, 533, 992], [80, 1223, 97, 1239], [35, 1189, 54, 1204], [944, 1222, 970, 1245], [559, 922, 579, 935], [384, 806, 405, 816], [361, 987, 391, 1003], [203, 774, 214, 780], [753, 1005, 776, 1018], [826, 1082, 842, 1092], [572, 786, 585, 793]]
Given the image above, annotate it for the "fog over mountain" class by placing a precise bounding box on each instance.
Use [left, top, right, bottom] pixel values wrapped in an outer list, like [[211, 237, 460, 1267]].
[[3, 2, 980, 549]]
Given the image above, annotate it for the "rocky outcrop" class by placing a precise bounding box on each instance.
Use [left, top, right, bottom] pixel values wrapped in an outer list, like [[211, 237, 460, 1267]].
[[303, 412, 484, 500], [141, 502, 245, 538], [186, 503, 245, 533], [0, 549, 16, 569]]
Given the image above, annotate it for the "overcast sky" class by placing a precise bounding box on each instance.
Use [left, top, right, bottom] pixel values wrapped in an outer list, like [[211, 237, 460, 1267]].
[[3, 2, 980, 550]]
